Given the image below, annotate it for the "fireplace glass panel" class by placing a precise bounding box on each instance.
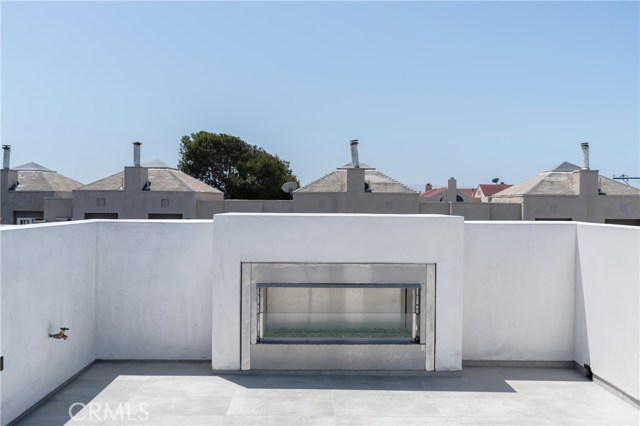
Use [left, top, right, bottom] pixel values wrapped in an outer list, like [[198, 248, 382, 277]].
[[257, 285, 420, 343]]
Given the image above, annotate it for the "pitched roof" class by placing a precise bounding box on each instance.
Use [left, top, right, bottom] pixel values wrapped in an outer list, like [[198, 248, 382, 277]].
[[76, 168, 222, 193], [297, 169, 415, 193], [77, 171, 124, 191], [141, 159, 173, 168], [548, 162, 580, 172], [14, 170, 82, 192], [150, 169, 221, 193], [493, 170, 640, 198], [13, 162, 54, 172], [420, 187, 474, 198], [598, 176, 640, 196], [476, 184, 513, 197], [493, 172, 579, 197], [420, 187, 447, 198]]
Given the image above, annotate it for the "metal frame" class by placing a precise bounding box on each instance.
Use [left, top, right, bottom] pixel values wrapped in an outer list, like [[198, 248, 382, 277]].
[[241, 263, 436, 371]]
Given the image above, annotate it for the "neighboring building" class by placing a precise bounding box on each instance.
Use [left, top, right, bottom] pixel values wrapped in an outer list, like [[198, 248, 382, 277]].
[[73, 142, 223, 220], [5, 141, 637, 225], [420, 179, 475, 202], [492, 144, 640, 224], [293, 140, 419, 213], [418, 178, 520, 220], [473, 183, 513, 202], [0, 145, 82, 224]]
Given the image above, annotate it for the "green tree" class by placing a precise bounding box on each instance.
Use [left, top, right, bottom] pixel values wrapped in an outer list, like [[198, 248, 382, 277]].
[[178, 131, 298, 199]]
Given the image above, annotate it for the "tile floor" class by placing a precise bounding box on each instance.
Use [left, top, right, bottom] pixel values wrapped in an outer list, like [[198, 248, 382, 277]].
[[12, 361, 639, 426]]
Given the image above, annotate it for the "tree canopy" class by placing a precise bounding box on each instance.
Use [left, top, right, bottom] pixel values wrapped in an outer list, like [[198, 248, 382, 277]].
[[178, 131, 299, 200]]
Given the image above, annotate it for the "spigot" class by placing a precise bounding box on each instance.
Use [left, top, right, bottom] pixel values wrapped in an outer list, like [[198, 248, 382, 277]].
[[49, 327, 69, 340]]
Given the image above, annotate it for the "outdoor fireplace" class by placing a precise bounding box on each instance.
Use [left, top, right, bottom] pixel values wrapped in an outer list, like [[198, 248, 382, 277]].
[[257, 284, 420, 343], [241, 263, 435, 370]]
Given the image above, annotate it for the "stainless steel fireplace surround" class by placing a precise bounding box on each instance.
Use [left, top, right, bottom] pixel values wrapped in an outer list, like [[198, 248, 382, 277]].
[[241, 263, 435, 370]]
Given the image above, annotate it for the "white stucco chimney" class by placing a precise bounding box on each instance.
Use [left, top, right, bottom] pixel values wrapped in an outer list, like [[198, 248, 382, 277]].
[[581, 142, 590, 170], [350, 139, 360, 168], [133, 141, 141, 167], [2, 145, 10, 169]]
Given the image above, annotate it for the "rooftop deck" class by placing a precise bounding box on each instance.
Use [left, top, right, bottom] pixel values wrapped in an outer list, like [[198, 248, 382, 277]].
[[14, 362, 639, 426]]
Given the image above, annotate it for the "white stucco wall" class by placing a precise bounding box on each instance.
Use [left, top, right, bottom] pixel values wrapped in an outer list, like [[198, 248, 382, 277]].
[[212, 213, 465, 371], [0, 220, 214, 424], [0, 222, 97, 425], [574, 223, 639, 401], [96, 221, 213, 359], [0, 217, 638, 423], [463, 222, 577, 361]]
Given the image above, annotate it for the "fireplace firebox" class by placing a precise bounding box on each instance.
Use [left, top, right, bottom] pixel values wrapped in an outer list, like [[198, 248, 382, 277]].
[[241, 263, 435, 370], [257, 284, 421, 343]]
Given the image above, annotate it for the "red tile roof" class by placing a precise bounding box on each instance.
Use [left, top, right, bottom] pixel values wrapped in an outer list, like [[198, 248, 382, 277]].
[[476, 184, 512, 197], [420, 187, 447, 197]]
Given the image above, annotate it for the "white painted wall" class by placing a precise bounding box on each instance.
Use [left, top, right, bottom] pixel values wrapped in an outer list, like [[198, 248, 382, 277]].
[[0, 222, 97, 425], [574, 223, 639, 401], [463, 222, 577, 361], [96, 221, 213, 359], [0, 218, 638, 423], [212, 213, 465, 371]]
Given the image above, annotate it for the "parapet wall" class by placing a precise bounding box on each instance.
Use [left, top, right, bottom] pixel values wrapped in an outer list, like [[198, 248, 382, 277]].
[[95, 221, 213, 360], [574, 224, 639, 403], [463, 222, 577, 361], [0, 222, 98, 424], [0, 217, 637, 424]]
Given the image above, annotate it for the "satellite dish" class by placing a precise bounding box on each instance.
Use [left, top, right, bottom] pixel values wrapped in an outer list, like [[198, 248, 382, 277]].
[[281, 181, 299, 196], [491, 178, 500, 184]]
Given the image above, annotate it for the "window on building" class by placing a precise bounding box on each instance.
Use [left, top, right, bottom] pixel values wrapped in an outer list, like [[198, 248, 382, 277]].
[[84, 213, 118, 219], [14, 211, 44, 224], [148, 213, 182, 219], [605, 219, 640, 226]]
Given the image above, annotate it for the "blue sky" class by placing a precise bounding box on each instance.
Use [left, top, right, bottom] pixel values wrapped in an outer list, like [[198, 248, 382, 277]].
[[2, 1, 638, 190]]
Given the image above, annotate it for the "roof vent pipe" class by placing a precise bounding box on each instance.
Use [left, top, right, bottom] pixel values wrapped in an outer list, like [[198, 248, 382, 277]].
[[133, 141, 141, 167], [2, 145, 10, 169], [350, 139, 360, 168], [581, 142, 590, 170]]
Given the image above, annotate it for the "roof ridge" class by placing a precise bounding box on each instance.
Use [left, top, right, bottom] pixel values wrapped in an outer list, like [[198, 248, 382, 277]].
[[168, 169, 222, 192], [298, 170, 342, 191], [13, 162, 54, 172], [166, 169, 195, 191], [77, 171, 124, 189], [368, 169, 415, 193], [599, 175, 640, 193], [527, 172, 552, 194], [14, 169, 83, 191]]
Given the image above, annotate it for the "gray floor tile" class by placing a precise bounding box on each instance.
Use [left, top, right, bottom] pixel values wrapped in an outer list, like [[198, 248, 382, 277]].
[[5, 362, 636, 426], [332, 394, 440, 417], [226, 395, 335, 417]]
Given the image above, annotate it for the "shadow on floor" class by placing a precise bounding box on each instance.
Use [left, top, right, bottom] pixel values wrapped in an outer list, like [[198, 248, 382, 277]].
[[10, 361, 212, 426], [220, 367, 519, 393], [12, 361, 596, 426]]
